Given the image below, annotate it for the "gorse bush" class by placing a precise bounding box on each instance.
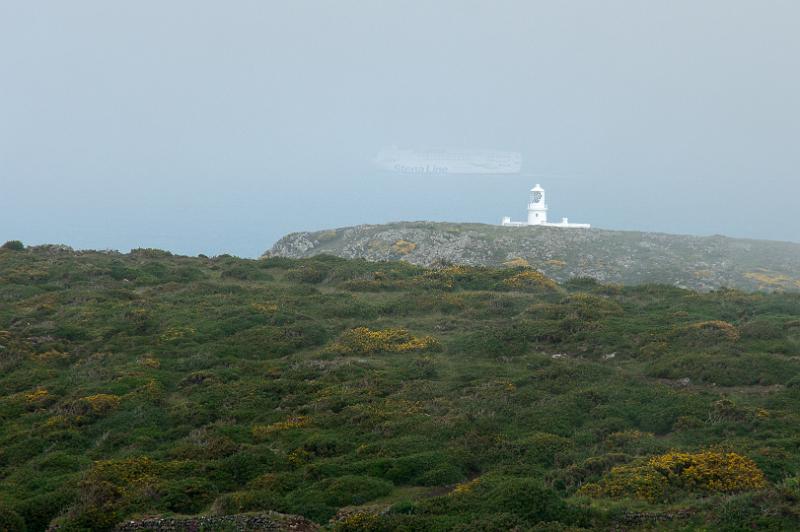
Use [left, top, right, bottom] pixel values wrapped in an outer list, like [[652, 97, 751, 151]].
[[327, 327, 441, 355], [503, 270, 560, 292], [580, 450, 767, 502], [80, 394, 121, 416], [563, 292, 624, 319], [252, 416, 310, 439], [333, 511, 381, 531], [675, 320, 741, 345]]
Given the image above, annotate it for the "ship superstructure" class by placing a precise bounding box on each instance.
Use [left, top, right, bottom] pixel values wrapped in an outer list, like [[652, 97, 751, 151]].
[[375, 146, 522, 175]]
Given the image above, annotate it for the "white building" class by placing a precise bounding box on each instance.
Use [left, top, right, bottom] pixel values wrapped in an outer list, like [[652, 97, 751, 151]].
[[501, 184, 590, 228]]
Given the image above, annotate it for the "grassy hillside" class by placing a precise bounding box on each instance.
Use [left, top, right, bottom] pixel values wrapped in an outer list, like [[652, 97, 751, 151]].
[[2, 243, 800, 530], [266, 222, 800, 292]]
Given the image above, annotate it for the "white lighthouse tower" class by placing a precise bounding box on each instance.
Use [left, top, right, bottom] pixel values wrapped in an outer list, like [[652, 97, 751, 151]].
[[527, 184, 548, 225], [501, 184, 590, 228]]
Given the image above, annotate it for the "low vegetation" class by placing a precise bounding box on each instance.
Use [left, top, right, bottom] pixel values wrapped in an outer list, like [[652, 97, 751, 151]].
[[1, 244, 800, 530], [265, 221, 800, 292]]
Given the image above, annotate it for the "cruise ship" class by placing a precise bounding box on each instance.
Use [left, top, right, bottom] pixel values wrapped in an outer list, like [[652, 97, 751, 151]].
[[374, 146, 522, 175]]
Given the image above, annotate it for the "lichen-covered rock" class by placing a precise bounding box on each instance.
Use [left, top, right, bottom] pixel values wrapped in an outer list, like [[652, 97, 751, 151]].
[[110, 511, 318, 531], [263, 222, 800, 292]]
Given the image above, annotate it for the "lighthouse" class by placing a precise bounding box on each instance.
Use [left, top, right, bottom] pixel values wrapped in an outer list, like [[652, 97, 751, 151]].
[[527, 184, 548, 225], [501, 184, 590, 228]]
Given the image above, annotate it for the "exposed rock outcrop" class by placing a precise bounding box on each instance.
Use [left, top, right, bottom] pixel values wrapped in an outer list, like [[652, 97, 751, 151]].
[[112, 512, 318, 531], [264, 222, 800, 292]]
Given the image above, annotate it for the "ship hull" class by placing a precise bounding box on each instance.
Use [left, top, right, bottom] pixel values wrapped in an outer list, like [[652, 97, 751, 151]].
[[375, 147, 522, 175]]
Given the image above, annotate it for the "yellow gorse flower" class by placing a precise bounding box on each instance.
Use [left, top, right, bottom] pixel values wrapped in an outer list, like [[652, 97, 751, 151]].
[[579, 450, 766, 502], [329, 327, 440, 355], [683, 320, 741, 342], [82, 394, 121, 415], [503, 270, 559, 291], [252, 416, 310, 439]]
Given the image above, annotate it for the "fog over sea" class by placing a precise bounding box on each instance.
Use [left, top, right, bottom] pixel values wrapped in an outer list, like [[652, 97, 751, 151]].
[[2, 1, 799, 257]]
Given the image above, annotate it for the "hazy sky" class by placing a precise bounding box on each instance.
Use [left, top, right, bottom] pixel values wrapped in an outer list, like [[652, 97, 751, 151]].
[[2, 1, 798, 257]]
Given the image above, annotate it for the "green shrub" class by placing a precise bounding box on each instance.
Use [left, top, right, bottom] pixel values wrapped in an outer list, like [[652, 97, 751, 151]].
[[564, 276, 602, 292], [259, 256, 300, 269], [450, 513, 528, 532], [453, 321, 538, 357], [0, 505, 26, 532], [353, 452, 461, 485], [209, 449, 280, 489], [221, 263, 274, 281], [130, 248, 173, 258], [1, 240, 25, 251], [287, 264, 330, 284], [563, 292, 624, 320], [15, 489, 74, 532], [159, 477, 217, 513], [710, 491, 799, 530], [673, 320, 741, 347], [108, 260, 138, 281], [316, 475, 393, 506], [425, 476, 569, 524], [603, 430, 661, 455], [513, 432, 573, 466], [648, 352, 800, 386], [210, 489, 282, 515], [740, 318, 786, 340], [416, 464, 465, 486]]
